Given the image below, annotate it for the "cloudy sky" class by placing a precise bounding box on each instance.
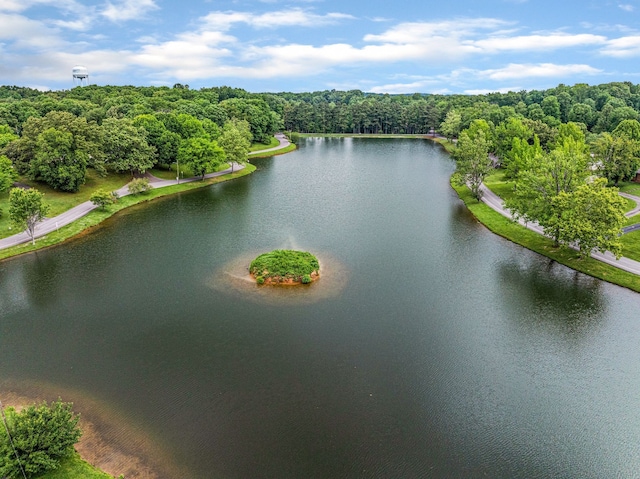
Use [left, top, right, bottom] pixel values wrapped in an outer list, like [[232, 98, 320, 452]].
[[2, 0, 640, 93]]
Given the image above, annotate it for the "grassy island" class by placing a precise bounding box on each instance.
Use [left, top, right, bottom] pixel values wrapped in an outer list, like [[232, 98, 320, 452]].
[[250, 250, 320, 284]]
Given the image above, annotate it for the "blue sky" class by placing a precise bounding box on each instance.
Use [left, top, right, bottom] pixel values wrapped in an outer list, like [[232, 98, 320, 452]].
[[2, 0, 640, 93]]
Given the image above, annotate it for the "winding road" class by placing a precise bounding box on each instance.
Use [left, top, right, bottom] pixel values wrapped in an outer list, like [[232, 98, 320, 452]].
[[478, 183, 640, 276], [0, 134, 291, 251]]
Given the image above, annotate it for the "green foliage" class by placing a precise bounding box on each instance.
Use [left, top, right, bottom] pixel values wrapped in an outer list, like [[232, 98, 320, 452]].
[[593, 132, 639, 185], [547, 178, 626, 258], [102, 118, 156, 174], [452, 129, 493, 200], [288, 131, 300, 144], [8, 111, 102, 191], [439, 109, 462, 140], [219, 121, 251, 172], [0, 124, 19, 149], [0, 154, 17, 193], [506, 139, 589, 244], [256, 275, 265, 285], [9, 187, 49, 244], [301, 274, 312, 284], [177, 137, 226, 179], [36, 451, 112, 479], [90, 188, 119, 209], [0, 399, 82, 479], [250, 250, 319, 283], [127, 177, 152, 195]]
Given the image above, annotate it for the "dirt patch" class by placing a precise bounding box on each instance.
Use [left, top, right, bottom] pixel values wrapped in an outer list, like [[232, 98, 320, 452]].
[[1, 383, 186, 479]]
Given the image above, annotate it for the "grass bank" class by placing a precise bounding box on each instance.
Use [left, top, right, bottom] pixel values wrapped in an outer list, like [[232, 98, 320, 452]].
[[0, 164, 256, 261], [249, 143, 296, 158], [37, 451, 114, 479], [452, 180, 640, 292]]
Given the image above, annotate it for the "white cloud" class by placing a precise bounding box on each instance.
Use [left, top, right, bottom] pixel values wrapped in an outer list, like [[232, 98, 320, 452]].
[[364, 18, 511, 44], [469, 63, 602, 80], [201, 8, 354, 30], [472, 33, 607, 52], [601, 35, 640, 57], [0, 13, 64, 49], [464, 87, 523, 95], [619, 4, 634, 12], [102, 0, 158, 22]]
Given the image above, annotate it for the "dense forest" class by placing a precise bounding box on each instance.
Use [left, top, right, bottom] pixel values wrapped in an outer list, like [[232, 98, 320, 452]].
[[1, 81, 640, 194]]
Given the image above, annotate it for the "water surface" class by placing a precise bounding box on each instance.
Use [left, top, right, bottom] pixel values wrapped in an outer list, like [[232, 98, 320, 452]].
[[1, 138, 640, 478]]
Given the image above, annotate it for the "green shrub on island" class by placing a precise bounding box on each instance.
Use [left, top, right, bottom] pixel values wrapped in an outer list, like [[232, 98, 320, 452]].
[[250, 250, 319, 284]]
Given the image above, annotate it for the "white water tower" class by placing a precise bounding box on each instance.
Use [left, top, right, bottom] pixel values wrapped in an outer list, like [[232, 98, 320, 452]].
[[72, 65, 89, 86]]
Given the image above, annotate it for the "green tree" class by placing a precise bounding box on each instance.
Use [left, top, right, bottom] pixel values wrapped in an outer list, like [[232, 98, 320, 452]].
[[494, 117, 533, 167], [9, 187, 49, 245], [0, 399, 82, 479], [0, 155, 17, 193], [548, 178, 626, 258], [127, 177, 152, 195], [101, 118, 156, 175], [90, 189, 119, 209], [0, 124, 18, 149], [439, 109, 462, 140], [177, 137, 225, 179], [593, 132, 638, 185], [452, 129, 492, 200], [31, 127, 87, 192], [219, 121, 251, 172], [5, 111, 102, 178], [506, 141, 589, 245], [506, 135, 542, 179]]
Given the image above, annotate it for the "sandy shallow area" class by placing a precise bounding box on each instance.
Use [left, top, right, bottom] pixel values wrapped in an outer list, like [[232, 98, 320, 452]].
[[1, 381, 187, 479], [209, 250, 348, 305]]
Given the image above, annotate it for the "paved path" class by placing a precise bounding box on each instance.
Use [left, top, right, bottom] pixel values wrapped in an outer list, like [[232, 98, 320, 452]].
[[478, 184, 640, 276], [0, 134, 292, 251], [249, 133, 290, 155]]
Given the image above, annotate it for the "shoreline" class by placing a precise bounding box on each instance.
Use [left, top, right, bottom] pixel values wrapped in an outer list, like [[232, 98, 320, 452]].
[[0, 135, 295, 263], [0, 384, 185, 479]]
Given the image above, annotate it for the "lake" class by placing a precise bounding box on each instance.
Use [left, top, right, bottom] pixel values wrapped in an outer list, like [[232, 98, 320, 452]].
[[1, 138, 640, 478]]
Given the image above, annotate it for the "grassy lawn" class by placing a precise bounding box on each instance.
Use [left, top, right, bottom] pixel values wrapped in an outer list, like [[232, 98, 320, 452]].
[[452, 180, 640, 292], [622, 196, 637, 213], [36, 451, 113, 479], [249, 143, 296, 158], [249, 137, 279, 151], [484, 171, 516, 202], [619, 182, 640, 196], [0, 169, 131, 240], [0, 164, 256, 261], [149, 162, 229, 180], [622, 230, 640, 262]]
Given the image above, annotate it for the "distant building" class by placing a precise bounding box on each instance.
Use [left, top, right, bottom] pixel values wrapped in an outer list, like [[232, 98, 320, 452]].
[[72, 66, 89, 86]]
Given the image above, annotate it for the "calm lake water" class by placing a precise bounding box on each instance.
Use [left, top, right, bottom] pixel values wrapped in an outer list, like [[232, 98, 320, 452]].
[[2, 138, 640, 478]]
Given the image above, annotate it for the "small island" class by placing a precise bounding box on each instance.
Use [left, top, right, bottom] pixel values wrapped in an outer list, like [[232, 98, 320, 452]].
[[250, 250, 320, 285]]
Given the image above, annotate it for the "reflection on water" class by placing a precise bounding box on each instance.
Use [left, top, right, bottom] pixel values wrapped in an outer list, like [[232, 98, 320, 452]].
[[1, 139, 640, 478], [497, 255, 606, 338]]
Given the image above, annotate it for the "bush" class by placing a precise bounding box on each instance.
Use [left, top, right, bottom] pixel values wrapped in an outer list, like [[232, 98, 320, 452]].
[[301, 274, 312, 284], [90, 189, 119, 209], [256, 275, 265, 284], [127, 178, 152, 195], [0, 399, 82, 479], [249, 250, 319, 283], [288, 131, 300, 145]]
